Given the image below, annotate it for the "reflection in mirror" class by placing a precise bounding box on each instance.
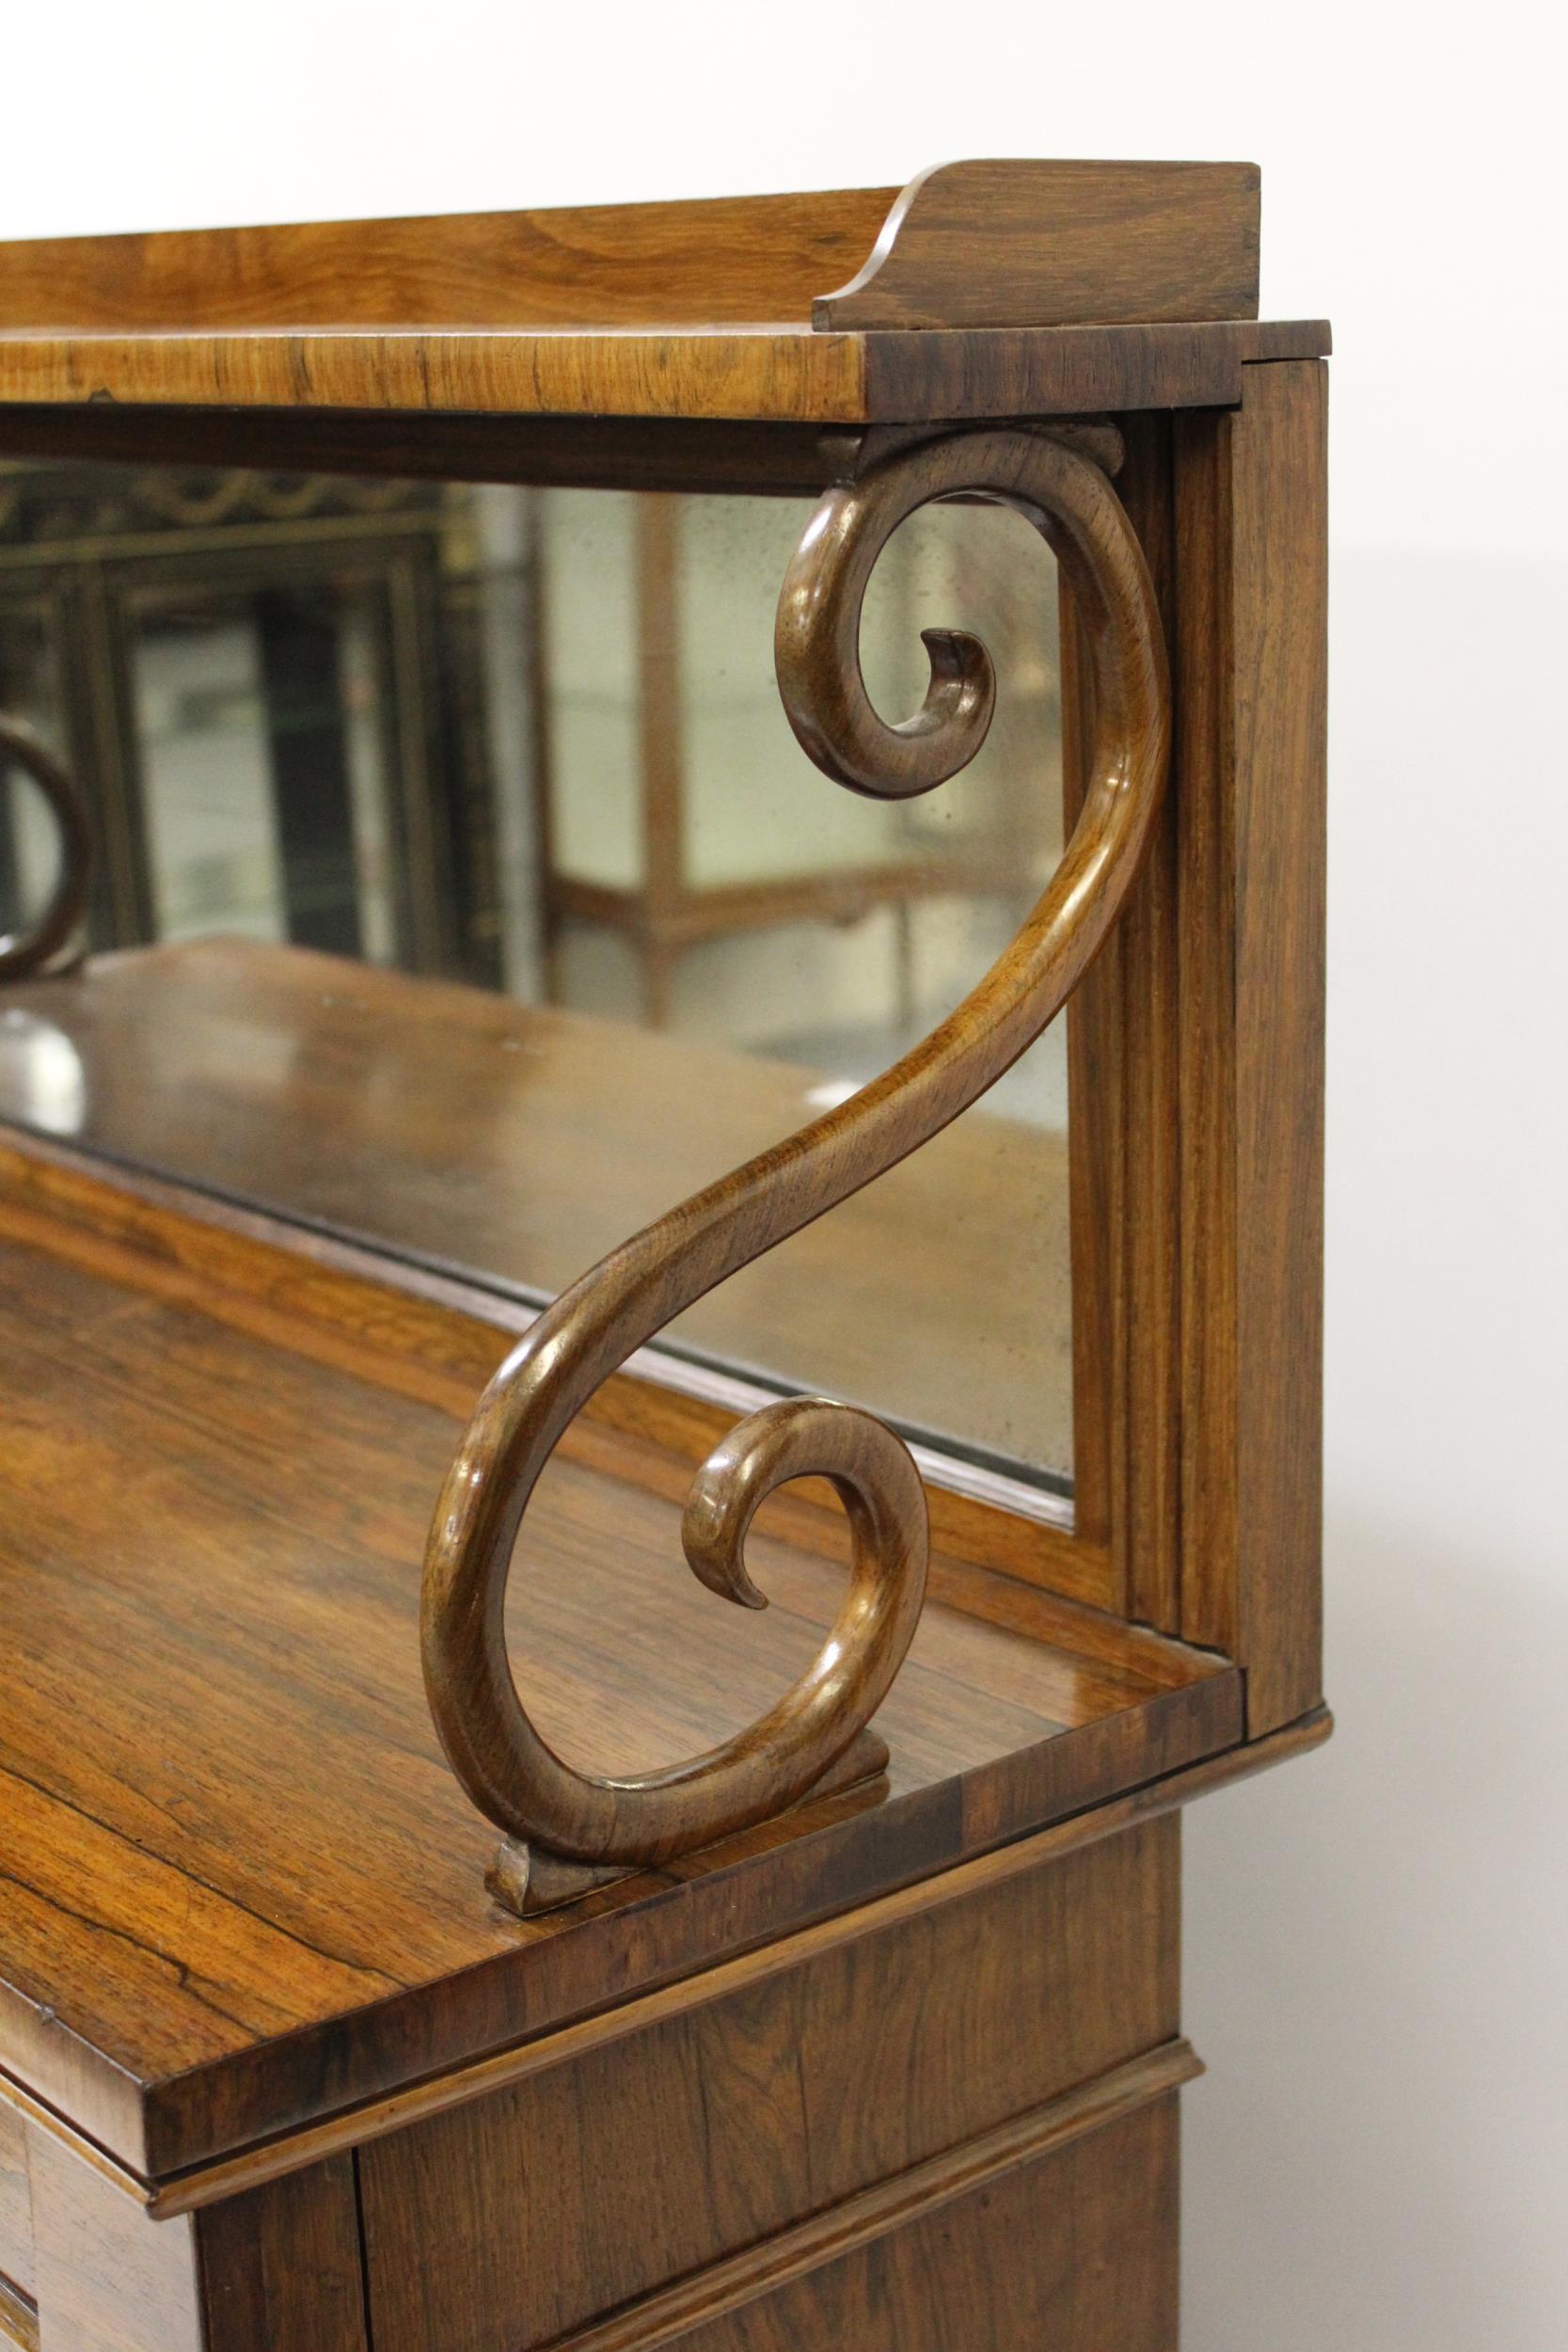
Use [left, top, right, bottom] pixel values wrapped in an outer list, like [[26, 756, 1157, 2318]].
[[0, 458, 1075, 1498], [129, 578, 406, 960], [0, 609, 67, 945], [0, 1008, 84, 1136]]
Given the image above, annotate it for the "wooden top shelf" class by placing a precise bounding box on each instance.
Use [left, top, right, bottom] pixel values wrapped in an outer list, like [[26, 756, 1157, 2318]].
[[0, 160, 1328, 423]]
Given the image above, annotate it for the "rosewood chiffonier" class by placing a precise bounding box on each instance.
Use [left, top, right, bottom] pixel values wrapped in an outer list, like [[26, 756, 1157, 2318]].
[[0, 161, 1329, 2350]]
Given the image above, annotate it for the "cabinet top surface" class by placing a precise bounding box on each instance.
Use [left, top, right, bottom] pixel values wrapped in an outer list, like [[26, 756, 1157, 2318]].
[[0, 161, 1326, 424], [0, 954, 1240, 2195]]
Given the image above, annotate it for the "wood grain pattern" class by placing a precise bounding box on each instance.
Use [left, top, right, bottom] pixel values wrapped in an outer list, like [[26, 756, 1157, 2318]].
[[0, 1132, 1234, 2185], [858, 318, 1326, 421], [0, 163, 1259, 342], [1057, 555, 1115, 1552], [0, 170, 1330, 2352], [1109, 417, 1183, 1634], [1045, 413, 1184, 1618], [356, 1818, 1180, 2352], [0, 187, 900, 332], [1062, 416, 1185, 1629], [0, 320, 1329, 425], [1172, 362, 1327, 1728], [24, 2128, 201, 2352], [656, 2097, 1181, 2352], [0, 2106, 31, 2300], [523, 2047, 1197, 2352], [0, 159, 1322, 424], [818, 158, 1259, 329], [194, 2157, 369, 2352], [8, 1703, 1327, 2232]]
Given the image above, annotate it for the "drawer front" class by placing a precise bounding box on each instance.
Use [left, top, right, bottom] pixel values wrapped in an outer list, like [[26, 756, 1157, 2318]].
[[666, 2095, 1180, 2352], [360, 1816, 1180, 2352]]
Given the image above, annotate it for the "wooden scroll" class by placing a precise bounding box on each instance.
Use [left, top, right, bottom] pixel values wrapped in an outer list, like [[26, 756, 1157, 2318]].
[[421, 424, 1171, 1913], [0, 718, 91, 982]]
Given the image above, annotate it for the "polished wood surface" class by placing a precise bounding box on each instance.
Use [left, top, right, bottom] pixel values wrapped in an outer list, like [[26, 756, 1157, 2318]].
[[0, 162, 1257, 338], [0, 156, 1313, 425], [538, 2061, 1193, 2352], [13, 2131, 368, 2352], [0, 407, 897, 497], [817, 158, 1259, 328], [422, 423, 1167, 1883], [356, 1817, 1180, 2351], [0, 185, 905, 333], [659, 2097, 1182, 2352], [0, 1828, 1203, 2349], [1058, 413, 1184, 1623], [0, 164, 1330, 2352], [1172, 360, 1328, 1728], [0, 937, 1089, 1521], [0, 317, 1331, 425], [0, 1130, 1236, 2184], [1050, 363, 1328, 1728], [193, 2157, 370, 2352], [10, 1688, 1325, 2228]]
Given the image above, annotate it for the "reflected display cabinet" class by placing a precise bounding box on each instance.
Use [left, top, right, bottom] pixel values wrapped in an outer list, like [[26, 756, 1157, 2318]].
[[0, 160, 1328, 2352], [0, 458, 507, 977]]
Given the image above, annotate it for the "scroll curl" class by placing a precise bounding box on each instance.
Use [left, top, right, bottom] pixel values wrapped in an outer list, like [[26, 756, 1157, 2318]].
[[421, 426, 1170, 1875], [0, 718, 92, 982]]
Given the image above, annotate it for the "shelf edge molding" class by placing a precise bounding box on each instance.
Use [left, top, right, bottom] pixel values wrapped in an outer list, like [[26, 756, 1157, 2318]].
[[420, 422, 1172, 1909]]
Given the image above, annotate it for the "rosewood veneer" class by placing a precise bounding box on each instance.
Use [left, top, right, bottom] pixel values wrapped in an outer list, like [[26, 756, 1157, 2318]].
[[0, 159, 1329, 2351]]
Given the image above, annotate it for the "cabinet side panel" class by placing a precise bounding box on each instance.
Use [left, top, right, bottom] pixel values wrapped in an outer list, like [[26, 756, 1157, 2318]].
[[1175, 360, 1328, 1729], [360, 1819, 1179, 2352], [26, 2126, 202, 2352]]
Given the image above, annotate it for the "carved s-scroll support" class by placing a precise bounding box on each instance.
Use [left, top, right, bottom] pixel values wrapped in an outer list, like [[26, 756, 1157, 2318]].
[[421, 425, 1170, 1912], [0, 718, 92, 981]]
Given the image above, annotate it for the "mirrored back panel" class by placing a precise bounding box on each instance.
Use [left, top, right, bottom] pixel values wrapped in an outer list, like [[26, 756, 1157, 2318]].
[[0, 457, 1075, 1497]]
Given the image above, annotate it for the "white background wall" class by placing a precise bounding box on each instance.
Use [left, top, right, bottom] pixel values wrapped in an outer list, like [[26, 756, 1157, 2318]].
[[8, 5, 1564, 2340]]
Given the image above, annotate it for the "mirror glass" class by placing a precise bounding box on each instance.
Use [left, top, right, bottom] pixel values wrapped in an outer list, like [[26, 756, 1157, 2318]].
[[128, 574, 407, 959], [0, 459, 1075, 1498], [0, 606, 67, 946]]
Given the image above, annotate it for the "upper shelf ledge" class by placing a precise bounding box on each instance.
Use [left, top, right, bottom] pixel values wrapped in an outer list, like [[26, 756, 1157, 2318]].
[[0, 158, 1262, 335], [0, 162, 1327, 423]]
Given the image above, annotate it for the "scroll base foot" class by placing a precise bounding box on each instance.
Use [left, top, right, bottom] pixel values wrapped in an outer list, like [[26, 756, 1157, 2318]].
[[486, 1726, 892, 1919], [485, 1842, 629, 1915]]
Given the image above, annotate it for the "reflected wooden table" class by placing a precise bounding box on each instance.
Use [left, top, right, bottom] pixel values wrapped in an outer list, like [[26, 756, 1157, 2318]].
[[0, 936, 1075, 1481]]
